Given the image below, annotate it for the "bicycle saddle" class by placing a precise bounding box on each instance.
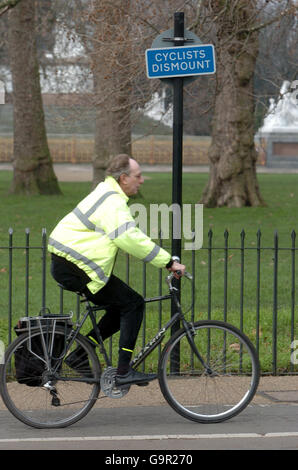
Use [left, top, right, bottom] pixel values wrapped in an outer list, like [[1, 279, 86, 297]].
[[56, 283, 108, 311], [57, 283, 85, 296]]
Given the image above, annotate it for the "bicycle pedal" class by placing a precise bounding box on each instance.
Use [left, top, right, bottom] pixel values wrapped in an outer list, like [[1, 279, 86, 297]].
[[136, 382, 149, 387]]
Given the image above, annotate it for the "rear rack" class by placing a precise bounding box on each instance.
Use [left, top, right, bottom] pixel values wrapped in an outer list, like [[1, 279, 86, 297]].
[[19, 313, 73, 323], [16, 313, 74, 367]]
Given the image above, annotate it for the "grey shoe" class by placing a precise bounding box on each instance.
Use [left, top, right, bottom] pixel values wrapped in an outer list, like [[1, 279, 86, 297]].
[[115, 368, 157, 387]]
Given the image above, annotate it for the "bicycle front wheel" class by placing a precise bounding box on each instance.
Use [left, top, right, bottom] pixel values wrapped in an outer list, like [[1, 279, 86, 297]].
[[159, 320, 260, 423], [0, 329, 101, 429]]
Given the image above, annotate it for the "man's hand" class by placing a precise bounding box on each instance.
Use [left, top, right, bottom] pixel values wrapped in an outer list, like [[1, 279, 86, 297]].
[[168, 261, 186, 279]]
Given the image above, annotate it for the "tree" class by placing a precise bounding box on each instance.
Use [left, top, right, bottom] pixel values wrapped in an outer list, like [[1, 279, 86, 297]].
[[198, 0, 297, 207], [87, 0, 167, 185], [198, 0, 264, 207], [55, 0, 198, 186], [5, 0, 61, 194], [88, 0, 134, 184]]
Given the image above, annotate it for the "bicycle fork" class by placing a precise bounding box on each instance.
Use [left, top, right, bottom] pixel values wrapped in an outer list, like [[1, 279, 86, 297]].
[[182, 319, 214, 376]]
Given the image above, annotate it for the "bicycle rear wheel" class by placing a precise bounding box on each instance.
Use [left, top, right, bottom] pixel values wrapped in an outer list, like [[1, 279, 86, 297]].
[[0, 329, 101, 428], [159, 320, 260, 423]]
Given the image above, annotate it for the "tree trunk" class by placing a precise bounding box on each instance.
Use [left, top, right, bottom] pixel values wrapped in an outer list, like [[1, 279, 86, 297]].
[[8, 0, 61, 195], [200, 0, 265, 208]]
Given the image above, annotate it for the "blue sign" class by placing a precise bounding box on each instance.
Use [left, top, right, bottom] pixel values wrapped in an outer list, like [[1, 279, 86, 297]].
[[146, 44, 216, 80]]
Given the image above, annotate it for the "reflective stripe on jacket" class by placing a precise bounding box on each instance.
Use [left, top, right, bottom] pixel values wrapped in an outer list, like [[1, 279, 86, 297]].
[[48, 176, 171, 294]]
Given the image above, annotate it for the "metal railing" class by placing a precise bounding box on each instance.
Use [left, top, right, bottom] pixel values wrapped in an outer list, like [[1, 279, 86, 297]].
[[1, 228, 297, 375]]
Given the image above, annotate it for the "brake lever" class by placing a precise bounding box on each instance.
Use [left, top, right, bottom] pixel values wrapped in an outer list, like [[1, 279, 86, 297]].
[[184, 271, 193, 280], [169, 270, 193, 280], [175, 269, 193, 279]]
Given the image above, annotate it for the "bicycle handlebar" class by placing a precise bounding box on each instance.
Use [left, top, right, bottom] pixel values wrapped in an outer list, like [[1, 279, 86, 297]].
[[166, 270, 193, 291], [171, 270, 193, 280], [169, 256, 193, 281], [179, 270, 193, 280]]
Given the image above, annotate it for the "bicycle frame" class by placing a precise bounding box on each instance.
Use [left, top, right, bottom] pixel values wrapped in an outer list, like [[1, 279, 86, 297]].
[[65, 288, 175, 371], [68, 273, 209, 375]]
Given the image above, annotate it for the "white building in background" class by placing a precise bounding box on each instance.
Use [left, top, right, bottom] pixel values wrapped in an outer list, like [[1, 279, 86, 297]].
[[259, 80, 298, 134], [0, 23, 170, 134], [257, 80, 298, 168], [143, 89, 173, 128]]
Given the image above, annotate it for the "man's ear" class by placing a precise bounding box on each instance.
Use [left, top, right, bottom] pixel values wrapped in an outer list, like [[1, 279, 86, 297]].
[[118, 173, 127, 187]]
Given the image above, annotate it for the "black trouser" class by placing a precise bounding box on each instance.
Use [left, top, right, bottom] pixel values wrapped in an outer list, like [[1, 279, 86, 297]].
[[51, 255, 144, 369]]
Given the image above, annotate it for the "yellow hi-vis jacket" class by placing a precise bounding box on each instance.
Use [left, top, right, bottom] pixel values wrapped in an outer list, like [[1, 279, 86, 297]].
[[48, 176, 171, 294]]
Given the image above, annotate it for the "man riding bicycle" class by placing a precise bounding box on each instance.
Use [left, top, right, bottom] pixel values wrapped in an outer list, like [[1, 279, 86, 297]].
[[48, 154, 185, 387]]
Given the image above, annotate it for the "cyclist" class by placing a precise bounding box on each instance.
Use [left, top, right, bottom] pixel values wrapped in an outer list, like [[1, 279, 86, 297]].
[[48, 154, 185, 387]]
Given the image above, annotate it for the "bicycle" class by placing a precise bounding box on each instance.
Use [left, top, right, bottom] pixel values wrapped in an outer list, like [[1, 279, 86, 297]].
[[0, 270, 260, 429]]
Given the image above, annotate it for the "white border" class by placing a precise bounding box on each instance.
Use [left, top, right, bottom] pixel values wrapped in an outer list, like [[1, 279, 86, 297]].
[[145, 44, 216, 79]]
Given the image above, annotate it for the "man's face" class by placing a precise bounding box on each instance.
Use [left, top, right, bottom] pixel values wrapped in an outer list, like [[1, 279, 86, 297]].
[[120, 159, 144, 196]]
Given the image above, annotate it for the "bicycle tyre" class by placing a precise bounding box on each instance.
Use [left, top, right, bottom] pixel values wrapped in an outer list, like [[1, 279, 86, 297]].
[[158, 320, 260, 423], [0, 328, 101, 429]]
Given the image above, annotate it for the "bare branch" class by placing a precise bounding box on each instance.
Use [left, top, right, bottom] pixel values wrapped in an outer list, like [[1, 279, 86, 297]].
[[0, 0, 22, 17], [240, 4, 298, 34]]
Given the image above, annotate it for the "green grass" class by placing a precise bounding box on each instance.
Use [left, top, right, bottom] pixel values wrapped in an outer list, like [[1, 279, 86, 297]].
[[0, 170, 297, 374]]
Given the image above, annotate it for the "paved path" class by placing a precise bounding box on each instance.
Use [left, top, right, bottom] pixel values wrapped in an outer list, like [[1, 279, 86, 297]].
[[0, 402, 297, 451], [0, 377, 297, 450], [1, 162, 298, 182]]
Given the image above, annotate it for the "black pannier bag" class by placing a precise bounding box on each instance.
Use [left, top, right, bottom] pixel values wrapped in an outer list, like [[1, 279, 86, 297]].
[[14, 313, 72, 387]]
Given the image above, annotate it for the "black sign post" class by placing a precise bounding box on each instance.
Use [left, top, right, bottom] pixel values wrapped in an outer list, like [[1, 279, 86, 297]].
[[145, 13, 215, 373], [169, 12, 184, 372], [161, 13, 195, 372], [171, 11, 184, 263]]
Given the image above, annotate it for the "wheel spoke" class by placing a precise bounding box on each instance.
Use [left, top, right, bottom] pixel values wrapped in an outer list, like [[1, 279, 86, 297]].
[[159, 320, 260, 423], [0, 329, 101, 428]]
